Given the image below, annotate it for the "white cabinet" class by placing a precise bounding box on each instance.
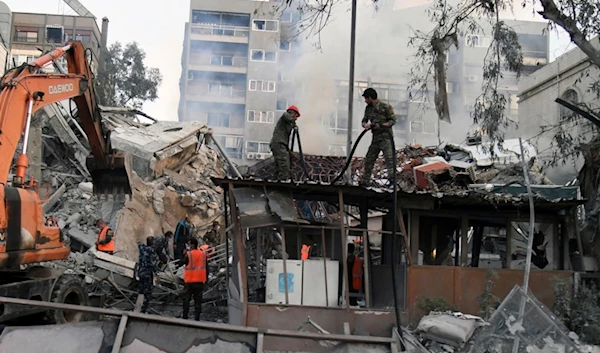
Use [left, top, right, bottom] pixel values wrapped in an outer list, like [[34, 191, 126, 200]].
[[302, 259, 339, 307], [265, 259, 303, 305], [265, 259, 340, 307]]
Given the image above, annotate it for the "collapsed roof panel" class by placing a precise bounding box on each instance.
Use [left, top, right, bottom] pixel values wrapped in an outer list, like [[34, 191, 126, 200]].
[[232, 188, 278, 228], [110, 121, 206, 180]]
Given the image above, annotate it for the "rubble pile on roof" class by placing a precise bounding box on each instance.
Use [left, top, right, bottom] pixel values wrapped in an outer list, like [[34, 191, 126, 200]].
[[248, 139, 565, 204]]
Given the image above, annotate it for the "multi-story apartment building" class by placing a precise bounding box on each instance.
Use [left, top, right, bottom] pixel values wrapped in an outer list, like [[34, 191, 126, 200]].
[[323, 18, 548, 155], [8, 12, 102, 72], [179, 0, 300, 163]]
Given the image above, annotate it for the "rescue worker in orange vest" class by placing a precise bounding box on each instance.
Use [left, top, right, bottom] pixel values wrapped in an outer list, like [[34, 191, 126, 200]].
[[301, 244, 311, 260], [181, 238, 207, 321], [346, 243, 364, 306], [95, 219, 115, 255], [200, 243, 215, 258]]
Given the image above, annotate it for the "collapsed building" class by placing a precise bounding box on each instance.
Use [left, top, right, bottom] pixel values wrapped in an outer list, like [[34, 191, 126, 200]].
[[36, 104, 229, 261], [5, 101, 590, 351]]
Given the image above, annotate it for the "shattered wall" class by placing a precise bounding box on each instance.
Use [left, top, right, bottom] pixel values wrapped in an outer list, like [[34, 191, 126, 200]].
[[114, 144, 226, 261]]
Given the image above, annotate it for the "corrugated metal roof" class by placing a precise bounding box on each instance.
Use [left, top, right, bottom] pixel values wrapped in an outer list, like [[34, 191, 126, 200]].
[[213, 176, 583, 209]]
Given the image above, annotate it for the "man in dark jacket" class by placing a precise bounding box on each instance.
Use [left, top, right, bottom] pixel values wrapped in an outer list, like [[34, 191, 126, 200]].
[[269, 105, 300, 180], [136, 236, 159, 313], [174, 217, 191, 262], [154, 231, 173, 264]]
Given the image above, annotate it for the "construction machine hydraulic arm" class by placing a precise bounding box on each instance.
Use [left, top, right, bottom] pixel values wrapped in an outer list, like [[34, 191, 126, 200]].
[[0, 40, 131, 268], [0, 41, 131, 194]]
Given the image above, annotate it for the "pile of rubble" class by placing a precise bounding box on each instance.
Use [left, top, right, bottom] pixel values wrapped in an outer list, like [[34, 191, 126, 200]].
[[38, 104, 229, 261], [249, 138, 554, 194], [402, 285, 596, 353]]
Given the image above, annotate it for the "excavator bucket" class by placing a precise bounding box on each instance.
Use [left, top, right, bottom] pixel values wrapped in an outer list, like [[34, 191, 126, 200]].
[[86, 152, 133, 196]]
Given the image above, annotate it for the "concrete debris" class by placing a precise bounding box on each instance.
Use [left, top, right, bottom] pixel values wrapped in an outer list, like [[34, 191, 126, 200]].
[[416, 312, 487, 348], [249, 139, 554, 195]]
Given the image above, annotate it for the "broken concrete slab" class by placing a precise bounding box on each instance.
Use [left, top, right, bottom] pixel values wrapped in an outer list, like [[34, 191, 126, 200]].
[[110, 121, 206, 181]]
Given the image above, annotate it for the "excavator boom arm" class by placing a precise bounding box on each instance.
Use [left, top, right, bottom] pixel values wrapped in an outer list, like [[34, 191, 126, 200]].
[[0, 41, 130, 194]]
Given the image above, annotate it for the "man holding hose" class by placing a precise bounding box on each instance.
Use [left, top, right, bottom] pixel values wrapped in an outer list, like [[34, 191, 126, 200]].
[[360, 88, 396, 186], [270, 105, 301, 180]]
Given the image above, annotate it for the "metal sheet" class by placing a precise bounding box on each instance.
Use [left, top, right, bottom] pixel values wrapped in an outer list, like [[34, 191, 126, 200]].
[[266, 190, 310, 224], [232, 188, 278, 228]]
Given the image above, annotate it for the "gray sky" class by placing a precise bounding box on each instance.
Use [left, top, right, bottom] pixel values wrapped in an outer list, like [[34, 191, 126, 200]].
[[4, 0, 188, 122], [4, 0, 574, 123]]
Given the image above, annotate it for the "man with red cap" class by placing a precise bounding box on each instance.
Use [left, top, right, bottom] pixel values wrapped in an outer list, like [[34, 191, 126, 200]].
[[269, 105, 300, 180]]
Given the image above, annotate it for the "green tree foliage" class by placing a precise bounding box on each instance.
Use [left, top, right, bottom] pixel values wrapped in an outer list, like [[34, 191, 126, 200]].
[[552, 278, 600, 344], [96, 42, 162, 109]]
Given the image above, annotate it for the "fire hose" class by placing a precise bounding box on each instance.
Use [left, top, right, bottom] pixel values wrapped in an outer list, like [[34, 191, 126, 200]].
[[290, 124, 403, 339], [330, 126, 404, 340], [290, 128, 311, 181]]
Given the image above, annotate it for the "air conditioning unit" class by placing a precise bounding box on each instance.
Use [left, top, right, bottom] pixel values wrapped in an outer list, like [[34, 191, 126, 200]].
[[468, 75, 478, 82], [255, 153, 266, 160], [247, 153, 256, 160]]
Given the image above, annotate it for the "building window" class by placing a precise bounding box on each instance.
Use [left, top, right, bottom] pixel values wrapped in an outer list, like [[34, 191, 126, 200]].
[[466, 34, 491, 48], [208, 83, 233, 97], [211, 55, 233, 66], [72, 30, 92, 44], [46, 26, 63, 44], [14, 27, 38, 43], [249, 79, 276, 92], [278, 70, 291, 82], [191, 11, 250, 27], [207, 112, 230, 127], [252, 19, 279, 32], [280, 40, 291, 52], [247, 110, 275, 123], [250, 49, 277, 62], [410, 121, 423, 133], [246, 141, 271, 153], [277, 99, 287, 111], [560, 89, 579, 120], [410, 121, 436, 134], [446, 82, 455, 94], [281, 12, 293, 23]]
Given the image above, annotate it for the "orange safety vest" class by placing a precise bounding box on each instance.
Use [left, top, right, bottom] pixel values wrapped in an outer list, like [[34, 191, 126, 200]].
[[200, 244, 214, 258], [301, 244, 311, 260], [352, 256, 364, 290], [184, 249, 207, 283], [97, 226, 115, 252]]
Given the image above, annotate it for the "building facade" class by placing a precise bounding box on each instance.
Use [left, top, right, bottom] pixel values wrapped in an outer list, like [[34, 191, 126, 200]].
[[516, 39, 600, 184], [178, 0, 300, 163], [323, 19, 549, 156], [8, 12, 101, 72]]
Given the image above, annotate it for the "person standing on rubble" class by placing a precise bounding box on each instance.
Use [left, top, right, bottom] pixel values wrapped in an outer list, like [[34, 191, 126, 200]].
[[174, 217, 191, 262], [136, 236, 159, 314], [181, 238, 208, 321], [360, 88, 396, 186], [154, 231, 173, 265], [269, 105, 301, 181], [203, 221, 220, 247], [95, 219, 115, 255]]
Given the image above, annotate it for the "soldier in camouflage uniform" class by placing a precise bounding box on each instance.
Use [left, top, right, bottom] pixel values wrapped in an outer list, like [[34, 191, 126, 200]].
[[136, 236, 159, 313], [203, 221, 220, 247], [270, 105, 301, 180], [360, 88, 396, 186]]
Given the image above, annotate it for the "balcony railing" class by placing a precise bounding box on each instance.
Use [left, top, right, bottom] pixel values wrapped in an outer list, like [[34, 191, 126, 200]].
[[187, 82, 246, 102], [188, 54, 248, 68], [190, 24, 249, 38]]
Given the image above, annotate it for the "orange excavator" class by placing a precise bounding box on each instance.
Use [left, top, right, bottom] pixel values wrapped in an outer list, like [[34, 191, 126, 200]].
[[0, 41, 131, 323]]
